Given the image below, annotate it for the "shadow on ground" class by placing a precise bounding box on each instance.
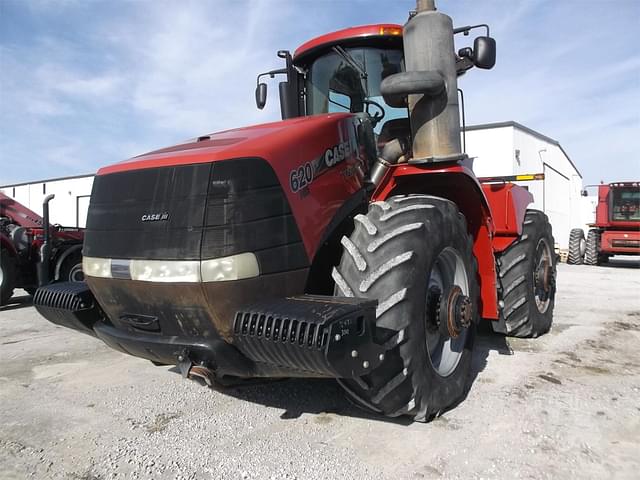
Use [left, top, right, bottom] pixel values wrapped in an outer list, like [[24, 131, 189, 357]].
[[0, 294, 33, 312], [601, 258, 640, 269], [169, 329, 512, 425]]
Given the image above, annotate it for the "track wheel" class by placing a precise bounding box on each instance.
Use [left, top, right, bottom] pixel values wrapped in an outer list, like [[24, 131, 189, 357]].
[[584, 229, 601, 266], [567, 228, 585, 265], [1, 249, 17, 306], [496, 210, 556, 338], [332, 195, 478, 421]]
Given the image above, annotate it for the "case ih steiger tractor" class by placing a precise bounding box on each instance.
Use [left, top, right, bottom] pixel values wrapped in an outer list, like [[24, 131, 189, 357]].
[[568, 182, 640, 265], [0, 193, 84, 305], [34, 1, 556, 421]]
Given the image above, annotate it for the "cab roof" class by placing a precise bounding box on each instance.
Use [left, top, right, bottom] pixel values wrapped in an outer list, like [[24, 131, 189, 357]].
[[293, 24, 403, 63]]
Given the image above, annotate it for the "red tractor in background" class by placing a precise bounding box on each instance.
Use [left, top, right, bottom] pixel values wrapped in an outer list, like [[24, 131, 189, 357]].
[[568, 182, 640, 265], [34, 0, 556, 421], [0, 193, 85, 305]]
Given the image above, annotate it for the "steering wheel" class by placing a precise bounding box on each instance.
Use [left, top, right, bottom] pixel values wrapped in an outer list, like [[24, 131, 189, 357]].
[[362, 99, 386, 126]]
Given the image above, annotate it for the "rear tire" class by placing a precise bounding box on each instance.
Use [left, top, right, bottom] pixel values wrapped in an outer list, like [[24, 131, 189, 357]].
[[584, 229, 600, 266], [59, 252, 84, 282], [1, 249, 17, 306], [567, 228, 585, 264], [496, 210, 556, 338], [333, 195, 478, 421]]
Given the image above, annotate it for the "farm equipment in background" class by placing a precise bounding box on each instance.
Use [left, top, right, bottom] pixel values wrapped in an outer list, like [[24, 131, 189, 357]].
[[0, 193, 84, 305], [568, 182, 640, 265], [33, 0, 557, 421]]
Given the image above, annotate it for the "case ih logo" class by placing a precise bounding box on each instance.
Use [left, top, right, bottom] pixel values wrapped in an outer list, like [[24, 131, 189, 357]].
[[141, 212, 169, 222]]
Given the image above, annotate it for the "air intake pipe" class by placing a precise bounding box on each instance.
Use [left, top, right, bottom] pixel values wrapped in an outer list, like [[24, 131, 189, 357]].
[[381, 0, 465, 164]]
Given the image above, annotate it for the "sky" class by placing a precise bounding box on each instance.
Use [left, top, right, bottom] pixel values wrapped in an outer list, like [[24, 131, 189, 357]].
[[1, 0, 639, 186]]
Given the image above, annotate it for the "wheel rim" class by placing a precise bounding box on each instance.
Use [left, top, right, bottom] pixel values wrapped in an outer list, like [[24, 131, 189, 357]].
[[0, 264, 3, 286], [579, 237, 586, 257], [424, 247, 470, 377], [68, 263, 85, 282], [533, 238, 553, 314]]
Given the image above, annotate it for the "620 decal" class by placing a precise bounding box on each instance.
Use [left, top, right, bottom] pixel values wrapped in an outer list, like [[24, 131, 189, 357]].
[[290, 162, 314, 193]]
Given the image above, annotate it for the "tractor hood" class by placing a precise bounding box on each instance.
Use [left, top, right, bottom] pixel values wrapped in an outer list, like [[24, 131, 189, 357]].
[[98, 114, 355, 176], [81, 112, 374, 346], [87, 112, 374, 265]]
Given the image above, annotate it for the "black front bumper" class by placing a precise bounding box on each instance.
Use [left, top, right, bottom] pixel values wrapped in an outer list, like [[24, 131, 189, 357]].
[[34, 282, 385, 379]]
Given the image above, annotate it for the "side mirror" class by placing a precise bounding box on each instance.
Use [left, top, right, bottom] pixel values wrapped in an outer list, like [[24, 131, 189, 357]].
[[255, 83, 267, 110], [473, 36, 496, 69]]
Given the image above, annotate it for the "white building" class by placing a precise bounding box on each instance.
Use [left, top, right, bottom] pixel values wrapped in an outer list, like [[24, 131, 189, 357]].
[[0, 121, 588, 250], [0, 173, 94, 228]]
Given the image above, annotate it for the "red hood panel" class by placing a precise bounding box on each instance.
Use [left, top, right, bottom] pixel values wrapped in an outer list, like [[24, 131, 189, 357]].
[[98, 114, 353, 175], [0, 192, 43, 228]]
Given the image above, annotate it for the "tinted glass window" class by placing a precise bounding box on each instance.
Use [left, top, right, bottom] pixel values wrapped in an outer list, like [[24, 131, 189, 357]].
[[611, 187, 640, 221], [305, 47, 407, 133]]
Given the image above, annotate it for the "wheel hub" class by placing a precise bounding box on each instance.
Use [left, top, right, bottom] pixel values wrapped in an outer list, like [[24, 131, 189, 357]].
[[534, 257, 552, 293], [434, 285, 471, 338], [533, 238, 555, 314]]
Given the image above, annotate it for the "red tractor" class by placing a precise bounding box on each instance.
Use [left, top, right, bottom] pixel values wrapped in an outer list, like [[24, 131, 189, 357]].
[[0, 193, 85, 305], [34, 1, 556, 421], [569, 182, 640, 265]]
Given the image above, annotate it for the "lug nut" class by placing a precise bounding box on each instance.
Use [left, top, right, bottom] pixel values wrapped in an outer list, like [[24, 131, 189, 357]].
[[177, 355, 184, 361], [334, 334, 341, 341], [363, 361, 370, 368], [351, 350, 358, 358], [378, 353, 385, 361]]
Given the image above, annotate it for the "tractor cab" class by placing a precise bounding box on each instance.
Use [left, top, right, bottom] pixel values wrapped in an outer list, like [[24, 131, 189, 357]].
[[256, 25, 408, 144], [256, 23, 495, 159], [293, 25, 407, 137]]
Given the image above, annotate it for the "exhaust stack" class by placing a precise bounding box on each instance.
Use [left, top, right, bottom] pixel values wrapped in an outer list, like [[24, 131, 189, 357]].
[[404, 0, 463, 162]]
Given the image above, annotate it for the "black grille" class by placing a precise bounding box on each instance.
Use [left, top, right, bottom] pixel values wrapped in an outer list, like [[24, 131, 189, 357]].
[[84, 163, 211, 260], [202, 158, 308, 273], [83, 157, 309, 273], [612, 239, 640, 248]]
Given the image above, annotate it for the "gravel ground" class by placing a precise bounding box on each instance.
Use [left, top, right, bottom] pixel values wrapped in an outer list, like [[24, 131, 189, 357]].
[[1, 260, 639, 480]]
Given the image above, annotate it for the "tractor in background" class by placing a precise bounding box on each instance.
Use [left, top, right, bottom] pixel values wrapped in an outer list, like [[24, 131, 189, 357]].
[[33, 0, 556, 421], [0, 193, 84, 305], [568, 182, 640, 265]]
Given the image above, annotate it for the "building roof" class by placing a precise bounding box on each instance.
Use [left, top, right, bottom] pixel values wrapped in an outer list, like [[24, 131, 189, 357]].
[[464, 121, 582, 178]]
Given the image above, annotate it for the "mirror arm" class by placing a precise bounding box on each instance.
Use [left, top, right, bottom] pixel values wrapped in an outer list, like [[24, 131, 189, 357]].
[[453, 24, 490, 37], [256, 68, 287, 86]]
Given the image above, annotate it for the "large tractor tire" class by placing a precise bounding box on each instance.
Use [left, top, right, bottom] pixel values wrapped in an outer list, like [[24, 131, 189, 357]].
[[496, 210, 556, 338], [332, 195, 478, 422], [59, 251, 84, 283], [584, 229, 600, 266], [567, 228, 585, 265], [1, 249, 17, 306]]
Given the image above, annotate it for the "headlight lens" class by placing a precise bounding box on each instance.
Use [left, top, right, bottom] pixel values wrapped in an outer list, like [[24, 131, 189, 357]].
[[82, 256, 112, 278], [201, 252, 260, 282]]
